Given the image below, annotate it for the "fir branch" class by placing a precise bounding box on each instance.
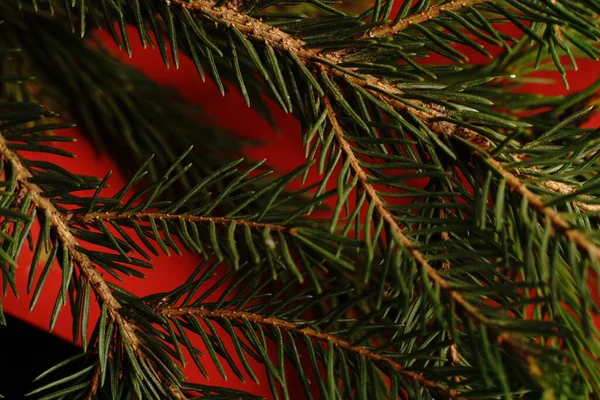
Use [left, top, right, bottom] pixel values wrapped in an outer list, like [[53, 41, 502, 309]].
[[0, 133, 186, 400], [170, 0, 493, 151], [4, 0, 600, 397], [175, 1, 589, 199], [324, 96, 497, 326], [323, 84, 591, 392], [179, 0, 600, 268], [159, 305, 462, 399], [74, 211, 289, 233], [362, 0, 491, 39], [0, 138, 125, 330]]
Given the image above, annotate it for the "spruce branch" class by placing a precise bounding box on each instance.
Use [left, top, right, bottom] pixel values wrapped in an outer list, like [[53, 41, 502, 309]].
[[324, 95, 527, 348], [0, 133, 187, 400], [174, 0, 600, 302], [175, 0, 600, 217], [75, 212, 289, 233], [60, 156, 360, 286], [159, 305, 462, 399], [324, 96, 471, 311], [4, 0, 600, 397], [149, 260, 472, 399], [0, 136, 128, 336]]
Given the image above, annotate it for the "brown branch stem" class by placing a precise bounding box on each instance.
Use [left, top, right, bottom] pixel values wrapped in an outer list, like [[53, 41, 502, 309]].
[[364, 0, 491, 39], [159, 305, 463, 399], [529, 177, 600, 214], [75, 211, 289, 232], [0, 136, 185, 400], [88, 365, 101, 400]]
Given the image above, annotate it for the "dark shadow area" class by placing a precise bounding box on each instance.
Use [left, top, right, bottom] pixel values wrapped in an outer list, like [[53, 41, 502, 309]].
[[0, 316, 78, 398]]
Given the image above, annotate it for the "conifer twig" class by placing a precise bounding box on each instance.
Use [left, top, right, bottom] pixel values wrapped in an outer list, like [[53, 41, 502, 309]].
[[324, 97, 547, 370], [74, 211, 289, 232], [360, 0, 491, 39], [323, 97, 485, 321], [159, 305, 463, 399], [527, 177, 600, 213], [0, 134, 186, 400]]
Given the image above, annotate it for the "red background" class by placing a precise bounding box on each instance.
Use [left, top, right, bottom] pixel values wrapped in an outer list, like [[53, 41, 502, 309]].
[[4, 23, 600, 397]]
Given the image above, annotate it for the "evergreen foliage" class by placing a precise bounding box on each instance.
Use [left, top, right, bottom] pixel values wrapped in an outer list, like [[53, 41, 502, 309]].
[[1, 0, 600, 398]]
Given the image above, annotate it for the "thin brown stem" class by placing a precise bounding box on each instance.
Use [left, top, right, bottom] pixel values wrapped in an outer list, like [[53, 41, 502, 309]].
[[532, 178, 600, 214], [0, 136, 185, 400], [74, 211, 289, 232], [365, 0, 491, 39], [159, 305, 464, 399], [87, 365, 101, 400]]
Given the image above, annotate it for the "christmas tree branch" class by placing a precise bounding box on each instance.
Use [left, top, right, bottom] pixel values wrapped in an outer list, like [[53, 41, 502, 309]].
[[177, 0, 600, 264], [4, 1, 599, 396], [159, 305, 462, 398], [175, 0, 494, 146], [324, 95, 555, 380], [324, 96, 511, 327], [0, 133, 186, 400], [74, 211, 289, 233]]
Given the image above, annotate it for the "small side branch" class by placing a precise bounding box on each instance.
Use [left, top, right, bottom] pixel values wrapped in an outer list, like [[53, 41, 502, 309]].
[[324, 95, 537, 383], [530, 178, 600, 214], [159, 305, 462, 398], [365, 0, 491, 39], [75, 211, 289, 232], [323, 97, 487, 322]]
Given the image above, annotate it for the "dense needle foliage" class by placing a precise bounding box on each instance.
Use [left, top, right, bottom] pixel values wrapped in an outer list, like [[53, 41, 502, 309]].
[[1, 0, 600, 399]]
